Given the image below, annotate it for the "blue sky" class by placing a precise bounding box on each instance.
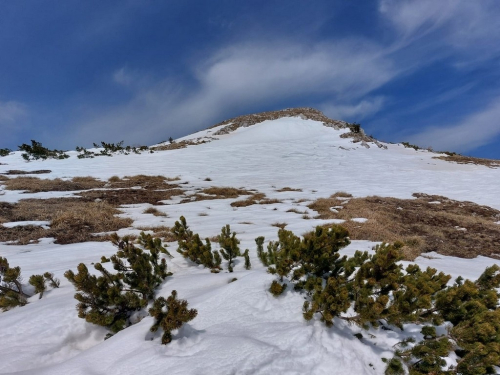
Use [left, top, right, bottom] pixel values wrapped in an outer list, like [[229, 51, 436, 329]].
[[1, 0, 500, 159]]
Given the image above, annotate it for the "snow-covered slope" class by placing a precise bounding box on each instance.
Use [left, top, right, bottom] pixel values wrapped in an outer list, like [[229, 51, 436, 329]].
[[0, 114, 499, 374]]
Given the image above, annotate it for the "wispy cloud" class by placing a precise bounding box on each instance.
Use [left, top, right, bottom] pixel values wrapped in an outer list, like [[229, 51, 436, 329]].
[[380, 0, 500, 66], [320, 97, 386, 121], [408, 96, 500, 152], [70, 40, 399, 146], [0, 101, 27, 127]]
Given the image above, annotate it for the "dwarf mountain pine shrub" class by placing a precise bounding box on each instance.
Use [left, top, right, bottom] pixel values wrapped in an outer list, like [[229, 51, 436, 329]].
[[0, 148, 11, 157], [349, 122, 361, 133], [218, 224, 241, 272], [88, 141, 150, 157], [0, 257, 29, 310], [28, 272, 60, 299], [255, 236, 266, 265], [19, 140, 69, 161], [149, 290, 197, 345], [75, 146, 95, 159], [243, 249, 251, 270], [64, 232, 171, 334], [260, 225, 500, 373], [262, 225, 351, 299], [173, 216, 222, 272], [0, 257, 59, 310]]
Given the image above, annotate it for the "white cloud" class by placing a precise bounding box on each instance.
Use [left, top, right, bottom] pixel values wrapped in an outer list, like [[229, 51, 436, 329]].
[[409, 97, 500, 152], [0, 101, 28, 127], [379, 0, 500, 64], [320, 97, 386, 121], [70, 40, 398, 145]]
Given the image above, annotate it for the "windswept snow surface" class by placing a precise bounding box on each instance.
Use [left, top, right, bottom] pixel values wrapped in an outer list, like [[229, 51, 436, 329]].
[[1, 116, 500, 374]]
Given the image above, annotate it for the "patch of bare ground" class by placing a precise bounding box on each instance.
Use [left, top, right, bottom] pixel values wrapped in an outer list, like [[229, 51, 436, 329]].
[[434, 154, 500, 168], [180, 187, 253, 203], [137, 226, 176, 242], [3, 176, 106, 192], [271, 222, 288, 229], [210, 108, 350, 134], [209, 107, 386, 148], [238, 221, 254, 225], [151, 139, 214, 151], [143, 207, 168, 217], [107, 175, 180, 189], [276, 187, 303, 192], [0, 175, 9, 181], [78, 187, 184, 205], [309, 192, 500, 260], [230, 193, 282, 207], [0, 199, 132, 244], [2, 169, 52, 175]]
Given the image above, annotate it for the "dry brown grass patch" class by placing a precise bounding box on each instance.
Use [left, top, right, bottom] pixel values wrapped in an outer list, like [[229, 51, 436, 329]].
[[79, 188, 183, 205], [137, 226, 175, 242], [276, 187, 303, 192], [0, 199, 132, 244], [3, 169, 51, 175], [271, 222, 288, 229], [434, 154, 500, 168], [201, 187, 252, 199], [107, 175, 180, 189], [143, 207, 168, 217], [50, 202, 132, 244], [230, 193, 282, 207], [310, 193, 500, 259], [4, 176, 106, 192], [180, 187, 253, 203]]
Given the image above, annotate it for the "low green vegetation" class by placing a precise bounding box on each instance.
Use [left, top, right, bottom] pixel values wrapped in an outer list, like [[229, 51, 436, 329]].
[[3, 215, 500, 365], [0, 148, 11, 157], [77, 141, 151, 158], [173, 216, 248, 273], [18, 140, 69, 161], [259, 226, 500, 374], [0, 257, 59, 310]]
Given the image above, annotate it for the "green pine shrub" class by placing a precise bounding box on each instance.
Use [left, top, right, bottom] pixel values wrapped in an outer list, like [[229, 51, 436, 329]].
[[259, 225, 500, 373], [149, 290, 198, 345], [64, 232, 171, 334], [19, 140, 69, 161], [173, 216, 222, 272], [0, 148, 11, 157], [243, 249, 251, 270], [0, 257, 29, 310], [349, 122, 361, 133], [28, 272, 60, 300], [255, 236, 267, 265], [0, 257, 59, 309], [84, 141, 150, 157], [217, 224, 241, 272]]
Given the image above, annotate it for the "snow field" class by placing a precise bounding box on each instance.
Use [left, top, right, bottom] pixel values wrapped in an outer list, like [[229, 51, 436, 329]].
[[1, 116, 500, 374]]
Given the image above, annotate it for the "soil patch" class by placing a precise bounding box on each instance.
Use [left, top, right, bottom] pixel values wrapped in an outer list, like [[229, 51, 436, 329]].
[[434, 154, 500, 168], [309, 192, 500, 260], [0, 199, 132, 244]]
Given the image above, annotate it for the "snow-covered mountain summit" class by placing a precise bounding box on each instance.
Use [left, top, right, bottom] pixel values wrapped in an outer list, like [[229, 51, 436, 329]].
[[0, 109, 500, 374]]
